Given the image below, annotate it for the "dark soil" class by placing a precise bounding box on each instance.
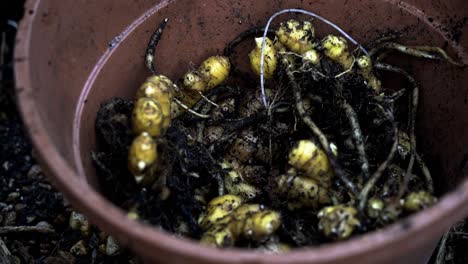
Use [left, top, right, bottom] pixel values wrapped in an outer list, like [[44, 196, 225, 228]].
[[0, 2, 139, 263]]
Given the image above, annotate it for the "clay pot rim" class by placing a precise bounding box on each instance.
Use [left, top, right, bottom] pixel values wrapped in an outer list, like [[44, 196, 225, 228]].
[[14, 0, 468, 262]]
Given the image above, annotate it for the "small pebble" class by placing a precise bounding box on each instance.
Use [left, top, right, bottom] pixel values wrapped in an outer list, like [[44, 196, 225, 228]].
[[98, 231, 107, 241], [8, 178, 14, 188], [14, 203, 26, 212], [2, 161, 11, 171], [6, 192, 20, 202], [26, 215, 36, 223], [21, 186, 32, 192], [38, 183, 52, 190], [12, 256, 21, 264], [27, 164, 42, 179], [98, 244, 106, 254], [62, 197, 71, 207], [106, 236, 121, 256], [36, 221, 54, 230], [70, 240, 88, 256], [69, 212, 82, 229], [69, 211, 90, 236]]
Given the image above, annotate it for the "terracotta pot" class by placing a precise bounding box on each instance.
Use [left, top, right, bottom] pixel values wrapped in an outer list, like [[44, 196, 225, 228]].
[[15, 0, 468, 263]]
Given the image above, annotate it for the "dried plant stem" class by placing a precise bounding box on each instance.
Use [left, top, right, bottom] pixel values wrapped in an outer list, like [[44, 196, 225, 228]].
[[198, 91, 219, 108], [0, 226, 55, 235], [435, 231, 450, 264], [359, 104, 398, 211], [201, 146, 225, 196], [223, 26, 275, 57], [0, 237, 14, 264], [338, 97, 370, 181], [196, 95, 219, 143], [145, 18, 169, 75], [375, 63, 418, 199], [191, 85, 236, 113], [416, 152, 434, 194], [282, 56, 357, 194], [370, 42, 464, 67], [174, 97, 210, 119]]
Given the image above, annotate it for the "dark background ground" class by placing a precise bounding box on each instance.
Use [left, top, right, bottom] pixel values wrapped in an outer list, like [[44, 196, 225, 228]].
[[0, 1, 466, 263]]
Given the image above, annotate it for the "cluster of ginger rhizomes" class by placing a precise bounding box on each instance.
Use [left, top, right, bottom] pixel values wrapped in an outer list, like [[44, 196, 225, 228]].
[[127, 17, 231, 187], [120, 13, 465, 247]]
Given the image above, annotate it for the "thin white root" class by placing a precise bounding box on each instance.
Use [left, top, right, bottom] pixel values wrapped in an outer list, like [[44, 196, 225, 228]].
[[198, 91, 220, 108], [174, 97, 210, 119]]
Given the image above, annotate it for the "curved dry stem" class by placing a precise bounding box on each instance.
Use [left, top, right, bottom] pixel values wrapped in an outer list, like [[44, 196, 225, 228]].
[[145, 18, 169, 75], [412, 46, 464, 67], [334, 56, 356, 78], [223, 26, 276, 57], [281, 56, 358, 195], [384, 89, 406, 102], [196, 94, 219, 143], [368, 31, 402, 50], [201, 146, 225, 196], [358, 104, 398, 212], [400, 155, 416, 198], [198, 91, 219, 108], [340, 99, 370, 181], [370, 42, 464, 67], [374, 63, 418, 199], [173, 97, 210, 119], [192, 85, 235, 112], [416, 152, 434, 194]]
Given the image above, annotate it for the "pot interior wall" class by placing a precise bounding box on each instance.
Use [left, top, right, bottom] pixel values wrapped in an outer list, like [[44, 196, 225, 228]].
[[26, 0, 468, 193]]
